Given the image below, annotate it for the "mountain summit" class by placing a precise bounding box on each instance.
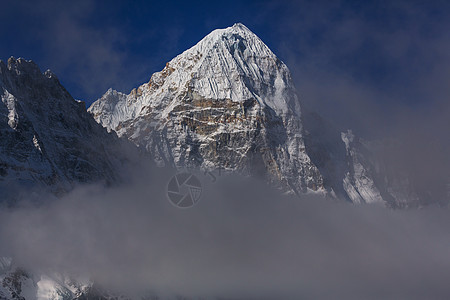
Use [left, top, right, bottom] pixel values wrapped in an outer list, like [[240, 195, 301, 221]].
[[89, 23, 324, 194]]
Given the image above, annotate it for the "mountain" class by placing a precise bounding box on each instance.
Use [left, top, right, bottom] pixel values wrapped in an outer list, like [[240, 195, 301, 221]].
[[0, 22, 442, 300], [89, 23, 324, 195], [302, 112, 420, 208], [89, 23, 418, 206], [0, 57, 133, 197]]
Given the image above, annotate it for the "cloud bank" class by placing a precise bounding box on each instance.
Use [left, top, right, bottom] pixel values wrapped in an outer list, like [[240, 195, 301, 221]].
[[1, 167, 450, 299]]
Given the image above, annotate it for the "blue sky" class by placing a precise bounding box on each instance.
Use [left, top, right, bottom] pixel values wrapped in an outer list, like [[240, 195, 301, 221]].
[[1, 0, 449, 136]]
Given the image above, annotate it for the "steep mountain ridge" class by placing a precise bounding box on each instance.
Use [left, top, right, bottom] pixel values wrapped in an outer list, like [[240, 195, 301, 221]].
[[0, 57, 133, 195]]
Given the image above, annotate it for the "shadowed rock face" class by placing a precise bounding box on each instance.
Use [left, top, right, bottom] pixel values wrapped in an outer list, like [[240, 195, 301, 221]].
[[0, 57, 132, 195]]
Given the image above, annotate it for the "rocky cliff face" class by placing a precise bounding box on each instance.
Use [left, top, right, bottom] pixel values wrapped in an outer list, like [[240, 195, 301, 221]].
[[89, 23, 324, 194], [0, 57, 131, 196]]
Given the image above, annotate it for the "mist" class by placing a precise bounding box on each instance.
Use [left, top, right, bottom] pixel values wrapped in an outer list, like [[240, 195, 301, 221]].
[[1, 164, 450, 299]]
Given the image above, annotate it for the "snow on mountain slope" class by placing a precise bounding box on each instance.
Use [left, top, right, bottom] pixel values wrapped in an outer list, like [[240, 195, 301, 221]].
[[89, 23, 300, 132], [0, 258, 91, 300], [341, 130, 384, 204], [89, 23, 324, 194], [0, 57, 133, 196]]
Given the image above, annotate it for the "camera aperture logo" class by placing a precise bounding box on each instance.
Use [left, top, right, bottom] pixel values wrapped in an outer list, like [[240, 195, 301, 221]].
[[167, 172, 202, 208]]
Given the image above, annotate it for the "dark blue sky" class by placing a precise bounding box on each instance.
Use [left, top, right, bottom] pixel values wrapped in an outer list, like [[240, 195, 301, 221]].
[[1, 0, 449, 135]]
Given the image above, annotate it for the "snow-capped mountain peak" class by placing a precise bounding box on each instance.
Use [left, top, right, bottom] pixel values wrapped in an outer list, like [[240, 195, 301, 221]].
[[89, 23, 322, 194], [176, 22, 296, 114], [89, 22, 300, 132]]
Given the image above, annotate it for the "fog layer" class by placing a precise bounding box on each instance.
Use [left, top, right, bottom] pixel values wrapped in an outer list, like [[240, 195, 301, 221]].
[[1, 168, 450, 299]]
